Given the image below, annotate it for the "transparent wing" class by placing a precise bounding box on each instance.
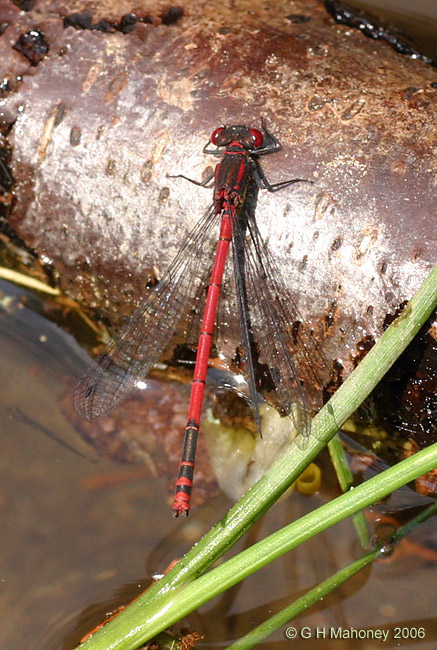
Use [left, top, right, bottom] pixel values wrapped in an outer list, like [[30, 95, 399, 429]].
[[74, 205, 220, 421], [231, 214, 263, 435], [238, 210, 328, 442]]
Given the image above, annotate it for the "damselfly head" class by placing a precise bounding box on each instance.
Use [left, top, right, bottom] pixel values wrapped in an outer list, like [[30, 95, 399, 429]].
[[210, 125, 264, 150]]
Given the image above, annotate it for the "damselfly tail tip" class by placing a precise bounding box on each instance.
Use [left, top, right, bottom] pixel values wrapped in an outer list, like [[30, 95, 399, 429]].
[[172, 507, 189, 518], [172, 492, 190, 517]]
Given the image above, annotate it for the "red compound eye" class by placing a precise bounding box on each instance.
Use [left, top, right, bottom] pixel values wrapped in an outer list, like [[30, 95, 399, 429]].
[[211, 127, 225, 145], [249, 128, 263, 148]]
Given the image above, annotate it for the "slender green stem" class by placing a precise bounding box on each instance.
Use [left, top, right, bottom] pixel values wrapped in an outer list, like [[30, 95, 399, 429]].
[[227, 551, 379, 650], [226, 502, 437, 650], [78, 265, 437, 650], [328, 434, 370, 547], [328, 434, 355, 493], [80, 442, 437, 650]]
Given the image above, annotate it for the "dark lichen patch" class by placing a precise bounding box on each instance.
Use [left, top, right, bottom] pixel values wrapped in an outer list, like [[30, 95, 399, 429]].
[[13, 29, 49, 66], [161, 7, 184, 26]]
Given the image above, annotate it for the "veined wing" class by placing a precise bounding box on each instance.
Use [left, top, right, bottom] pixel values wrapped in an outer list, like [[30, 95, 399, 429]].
[[240, 210, 327, 442], [231, 209, 263, 435], [74, 205, 220, 421]]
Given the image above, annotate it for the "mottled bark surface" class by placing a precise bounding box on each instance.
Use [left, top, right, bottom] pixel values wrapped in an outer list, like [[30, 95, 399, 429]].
[[1, 6, 436, 645], [0, 0, 435, 428]]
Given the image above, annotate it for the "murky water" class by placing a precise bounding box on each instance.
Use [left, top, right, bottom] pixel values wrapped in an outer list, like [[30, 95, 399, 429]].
[[1, 2, 436, 647], [0, 280, 217, 648], [1, 278, 437, 649]]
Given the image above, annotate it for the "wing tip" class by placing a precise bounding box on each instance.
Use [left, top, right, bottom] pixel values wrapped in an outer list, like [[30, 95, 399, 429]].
[[73, 379, 99, 422]]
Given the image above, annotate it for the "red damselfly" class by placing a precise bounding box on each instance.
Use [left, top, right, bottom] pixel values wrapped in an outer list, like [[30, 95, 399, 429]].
[[74, 121, 324, 517]]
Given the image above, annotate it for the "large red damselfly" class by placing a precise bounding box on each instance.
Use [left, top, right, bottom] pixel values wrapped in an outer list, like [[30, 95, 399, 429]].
[[74, 121, 324, 517]]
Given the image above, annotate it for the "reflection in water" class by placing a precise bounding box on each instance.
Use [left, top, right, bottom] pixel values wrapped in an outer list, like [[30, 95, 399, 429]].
[[0, 280, 205, 648], [7, 405, 88, 459], [1, 276, 437, 650]]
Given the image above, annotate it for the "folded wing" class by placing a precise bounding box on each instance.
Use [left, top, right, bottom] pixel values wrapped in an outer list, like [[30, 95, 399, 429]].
[[74, 205, 220, 421]]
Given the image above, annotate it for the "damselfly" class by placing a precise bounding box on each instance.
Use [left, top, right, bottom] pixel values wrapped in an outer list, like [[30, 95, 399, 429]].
[[74, 121, 325, 516]]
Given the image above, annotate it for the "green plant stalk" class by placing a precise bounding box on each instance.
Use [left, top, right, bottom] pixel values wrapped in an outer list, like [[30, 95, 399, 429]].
[[226, 501, 437, 650], [79, 265, 437, 650], [226, 550, 379, 650], [81, 441, 437, 650], [328, 434, 355, 493], [328, 434, 370, 548]]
